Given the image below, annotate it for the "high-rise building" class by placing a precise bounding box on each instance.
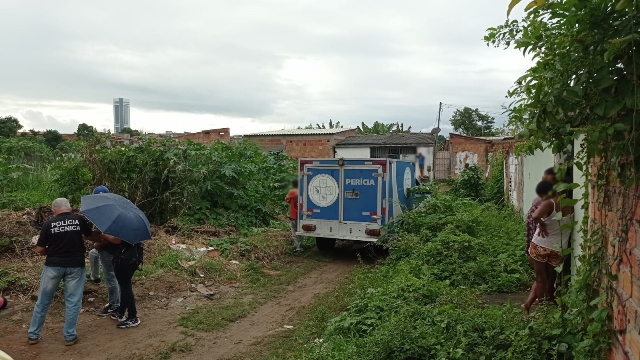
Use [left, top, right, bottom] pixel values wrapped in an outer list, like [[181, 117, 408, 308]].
[[113, 98, 130, 133]]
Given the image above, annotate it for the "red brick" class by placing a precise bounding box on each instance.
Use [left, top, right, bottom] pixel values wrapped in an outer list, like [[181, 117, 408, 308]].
[[626, 331, 640, 360]]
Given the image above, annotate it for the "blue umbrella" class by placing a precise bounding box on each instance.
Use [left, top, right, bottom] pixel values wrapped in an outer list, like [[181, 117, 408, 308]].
[[80, 193, 152, 245]]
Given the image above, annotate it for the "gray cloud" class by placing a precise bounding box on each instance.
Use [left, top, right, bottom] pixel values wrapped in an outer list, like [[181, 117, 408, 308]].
[[0, 0, 530, 133], [20, 110, 81, 133]]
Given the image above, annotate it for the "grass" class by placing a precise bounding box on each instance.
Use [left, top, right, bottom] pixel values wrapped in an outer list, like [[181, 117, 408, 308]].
[[0, 266, 31, 292], [136, 336, 196, 360]]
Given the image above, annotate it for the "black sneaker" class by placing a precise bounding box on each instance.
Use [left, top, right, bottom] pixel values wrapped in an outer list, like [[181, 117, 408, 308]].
[[117, 317, 140, 329], [28, 337, 41, 345], [97, 304, 118, 316], [110, 312, 126, 322]]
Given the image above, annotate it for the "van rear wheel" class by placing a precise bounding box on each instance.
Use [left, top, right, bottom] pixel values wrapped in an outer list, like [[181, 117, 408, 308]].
[[316, 238, 336, 251]]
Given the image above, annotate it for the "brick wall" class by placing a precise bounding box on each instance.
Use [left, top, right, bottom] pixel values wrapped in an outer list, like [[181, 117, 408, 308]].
[[595, 184, 640, 360], [175, 128, 230, 144], [245, 129, 357, 159], [449, 134, 489, 176]]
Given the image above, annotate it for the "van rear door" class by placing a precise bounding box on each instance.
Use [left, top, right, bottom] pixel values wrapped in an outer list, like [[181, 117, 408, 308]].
[[302, 166, 340, 221], [341, 166, 382, 224]]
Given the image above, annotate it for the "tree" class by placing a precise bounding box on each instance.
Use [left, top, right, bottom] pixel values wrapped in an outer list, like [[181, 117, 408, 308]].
[[436, 135, 447, 151], [356, 121, 412, 135], [0, 116, 23, 138], [76, 123, 97, 140], [449, 107, 496, 136], [43, 129, 63, 149], [120, 127, 142, 137], [315, 119, 342, 129]]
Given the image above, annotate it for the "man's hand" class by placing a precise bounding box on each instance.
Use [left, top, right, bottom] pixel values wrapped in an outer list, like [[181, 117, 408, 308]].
[[93, 242, 101, 249]]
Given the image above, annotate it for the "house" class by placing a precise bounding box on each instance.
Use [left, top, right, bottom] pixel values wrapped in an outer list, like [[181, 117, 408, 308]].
[[334, 133, 435, 180], [241, 128, 357, 159]]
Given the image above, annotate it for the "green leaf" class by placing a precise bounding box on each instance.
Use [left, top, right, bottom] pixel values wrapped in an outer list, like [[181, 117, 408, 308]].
[[612, 123, 626, 132], [593, 101, 606, 116], [507, 0, 523, 16], [605, 98, 625, 118], [616, 0, 630, 10], [559, 198, 579, 207], [524, 0, 546, 11]]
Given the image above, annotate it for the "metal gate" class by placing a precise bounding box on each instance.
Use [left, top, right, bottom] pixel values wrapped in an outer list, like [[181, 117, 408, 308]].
[[434, 151, 451, 180]]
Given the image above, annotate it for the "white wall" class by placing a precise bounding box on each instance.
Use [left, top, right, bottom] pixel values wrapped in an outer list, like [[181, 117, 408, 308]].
[[334, 147, 370, 158], [522, 147, 555, 218], [335, 146, 434, 181], [507, 154, 522, 210]]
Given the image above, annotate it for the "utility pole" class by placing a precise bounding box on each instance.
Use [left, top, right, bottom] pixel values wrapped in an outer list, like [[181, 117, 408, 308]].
[[431, 102, 442, 181]]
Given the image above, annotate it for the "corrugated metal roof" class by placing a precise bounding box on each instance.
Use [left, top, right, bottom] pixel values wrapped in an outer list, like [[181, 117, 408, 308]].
[[335, 133, 435, 147], [243, 128, 355, 136]]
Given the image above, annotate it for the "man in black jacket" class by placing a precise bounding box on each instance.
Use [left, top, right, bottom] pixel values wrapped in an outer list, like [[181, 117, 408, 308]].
[[27, 198, 92, 346]]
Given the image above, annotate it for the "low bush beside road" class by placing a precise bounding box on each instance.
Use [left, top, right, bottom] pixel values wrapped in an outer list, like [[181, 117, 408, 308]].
[[257, 194, 564, 360]]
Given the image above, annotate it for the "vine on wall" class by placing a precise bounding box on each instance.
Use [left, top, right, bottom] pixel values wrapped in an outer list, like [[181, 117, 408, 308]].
[[486, 0, 639, 357]]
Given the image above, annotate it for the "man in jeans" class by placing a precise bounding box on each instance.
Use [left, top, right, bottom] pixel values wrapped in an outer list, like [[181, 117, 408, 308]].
[[28, 198, 92, 346], [88, 185, 120, 316], [285, 179, 302, 252]]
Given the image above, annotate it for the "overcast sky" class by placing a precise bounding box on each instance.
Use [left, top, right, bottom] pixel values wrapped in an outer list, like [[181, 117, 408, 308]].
[[0, 0, 530, 135]]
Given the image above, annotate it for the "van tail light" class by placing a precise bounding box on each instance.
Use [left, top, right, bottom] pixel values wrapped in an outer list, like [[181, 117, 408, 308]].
[[302, 224, 316, 232], [299, 160, 312, 171], [365, 228, 381, 237], [372, 160, 387, 172]]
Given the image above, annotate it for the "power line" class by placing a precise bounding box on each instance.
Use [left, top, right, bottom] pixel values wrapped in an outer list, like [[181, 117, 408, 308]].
[[441, 103, 509, 118]]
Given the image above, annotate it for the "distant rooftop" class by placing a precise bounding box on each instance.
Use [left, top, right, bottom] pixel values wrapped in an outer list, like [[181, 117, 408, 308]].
[[336, 133, 435, 147], [243, 128, 355, 136]]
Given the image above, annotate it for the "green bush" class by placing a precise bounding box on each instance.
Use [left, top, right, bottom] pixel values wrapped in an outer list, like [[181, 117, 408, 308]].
[[485, 152, 505, 206], [292, 194, 548, 360], [451, 165, 484, 200]]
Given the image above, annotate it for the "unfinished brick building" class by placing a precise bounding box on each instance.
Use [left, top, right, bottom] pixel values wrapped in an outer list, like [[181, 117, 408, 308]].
[[174, 128, 230, 144], [241, 128, 357, 159]]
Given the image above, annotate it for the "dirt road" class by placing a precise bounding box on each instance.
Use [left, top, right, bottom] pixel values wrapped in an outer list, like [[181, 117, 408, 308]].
[[174, 260, 354, 360], [0, 259, 355, 360]]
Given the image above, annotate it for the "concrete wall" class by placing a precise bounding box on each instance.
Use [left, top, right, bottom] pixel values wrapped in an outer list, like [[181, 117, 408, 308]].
[[522, 147, 555, 217], [506, 153, 524, 212], [334, 147, 370, 158]]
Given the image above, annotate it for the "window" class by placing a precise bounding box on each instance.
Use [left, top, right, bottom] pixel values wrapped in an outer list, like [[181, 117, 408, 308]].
[[370, 146, 416, 159]]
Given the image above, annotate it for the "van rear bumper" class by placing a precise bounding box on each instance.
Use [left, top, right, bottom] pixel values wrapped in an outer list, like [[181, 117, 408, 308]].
[[296, 220, 380, 242]]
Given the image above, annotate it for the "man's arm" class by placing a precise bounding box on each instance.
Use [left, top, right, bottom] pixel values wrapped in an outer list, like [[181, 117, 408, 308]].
[[35, 223, 49, 256], [100, 233, 123, 245]]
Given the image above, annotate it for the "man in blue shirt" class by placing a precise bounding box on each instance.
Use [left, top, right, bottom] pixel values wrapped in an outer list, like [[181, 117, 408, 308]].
[[417, 153, 425, 178], [88, 185, 121, 317]]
